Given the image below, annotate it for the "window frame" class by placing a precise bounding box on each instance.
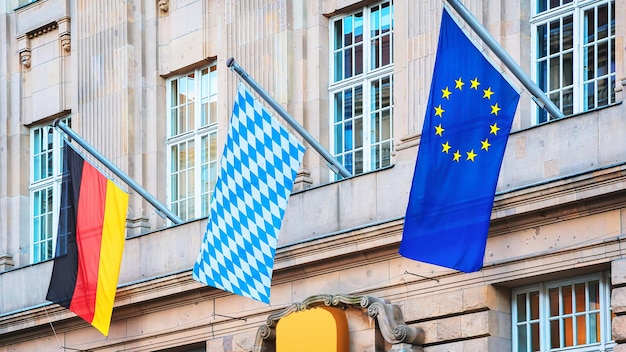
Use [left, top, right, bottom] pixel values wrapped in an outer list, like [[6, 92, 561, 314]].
[[165, 64, 219, 222], [328, 0, 394, 178], [511, 272, 615, 352], [530, 0, 615, 124], [29, 119, 69, 264]]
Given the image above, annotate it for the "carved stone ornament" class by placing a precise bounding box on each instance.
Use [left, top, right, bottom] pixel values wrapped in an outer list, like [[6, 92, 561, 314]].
[[60, 33, 71, 53], [20, 49, 31, 69], [253, 294, 424, 352], [158, 0, 168, 12]]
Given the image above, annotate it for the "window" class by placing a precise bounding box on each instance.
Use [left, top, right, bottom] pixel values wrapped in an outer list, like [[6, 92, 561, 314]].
[[329, 1, 394, 178], [166, 64, 218, 222], [29, 120, 69, 263], [512, 272, 614, 351], [532, 0, 615, 123]]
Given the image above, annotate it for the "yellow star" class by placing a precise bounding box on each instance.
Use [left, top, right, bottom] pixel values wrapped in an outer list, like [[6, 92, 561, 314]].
[[470, 77, 480, 89], [466, 149, 477, 162], [490, 122, 500, 135], [490, 103, 501, 116], [453, 150, 461, 162], [454, 77, 464, 90], [483, 87, 494, 99], [441, 87, 452, 100], [442, 141, 451, 153], [481, 138, 491, 151], [435, 123, 445, 136], [434, 104, 445, 118]]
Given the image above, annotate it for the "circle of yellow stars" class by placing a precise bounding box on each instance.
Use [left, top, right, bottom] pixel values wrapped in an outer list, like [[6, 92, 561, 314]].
[[433, 76, 502, 163]]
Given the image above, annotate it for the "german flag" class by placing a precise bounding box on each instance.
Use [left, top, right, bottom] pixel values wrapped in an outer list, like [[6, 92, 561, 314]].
[[46, 142, 129, 336]]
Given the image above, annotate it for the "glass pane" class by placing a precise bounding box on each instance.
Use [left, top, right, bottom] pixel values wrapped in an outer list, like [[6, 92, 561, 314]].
[[355, 86, 363, 116], [334, 52, 343, 82], [355, 149, 363, 174], [584, 45, 595, 80], [597, 41, 608, 76], [549, 56, 560, 90], [537, 60, 547, 91], [563, 52, 573, 86], [371, 144, 379, 170], [171, 79, 178, 106], [334, 125, 343, 154], [576, 315, 586, 345], [575, 283, 586, 312], [355, 44, 364, 75], [188, 102, 195, 130], [564, 317, 573, 346], [171, 145, 179, 172], [517, 325, 528, 351], [334, 91, 343, 122], [589, 280, 600, 310], [179, 105, 187, 134], [355, 117, 363, 149], [171, 174, 179, 201], [550, 0, 559, 9], [563, 286, 572, 314], [584, 8, 595, 44], [334, 19, 343, 50], [372, 80, 380, 110], [598, 4, 608, 40], [589, 312, 600, 343], [530, 291, 539, 319], [210, 100, 217, 125], [537, 0, 546, 13], [382, 109, 391, 141], [597, 78, 608, 107], [344, 121, 353, 151], [549, 288, 560, 316], [517, 294, 527, 322], [550, 319, 560, 348], [344, 47, 353, 79], [531, 322, 540, 351], [372, 112, 380, 144], [562, 16, 573, 50], [537, 24, 547, 58], [344, 89, 353, 120], [344, 15, 352, 46], [563, 88, 573, 115], [549, 20, 560, 55], [584, 81, 595, 109]]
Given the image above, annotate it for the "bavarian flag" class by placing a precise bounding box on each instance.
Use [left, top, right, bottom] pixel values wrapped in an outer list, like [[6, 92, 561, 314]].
[[46, 142, 129, 336]]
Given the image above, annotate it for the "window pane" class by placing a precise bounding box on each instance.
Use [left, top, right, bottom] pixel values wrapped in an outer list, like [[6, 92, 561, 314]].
[[517, 325, 528, 351], [564, 317, 573, 346], [550, 319, 560, 348], [584, 8, 595, 44], [530, 291, 539, 319], [589, 280, 600, 310], [549, 56, 560, 91], [598, 4, 608, 40], [537, 24, 547, 58], [531, 322, 540, 351], [517, 294, 527, 321], [563, 286, 572, 314], [549, 20, 560, 55], [549, 287, 559, 316], [584, 81, 595, 110], [575, 283, 586, 312], [576, 315, 586, 345], [562, 16, 573, 50]]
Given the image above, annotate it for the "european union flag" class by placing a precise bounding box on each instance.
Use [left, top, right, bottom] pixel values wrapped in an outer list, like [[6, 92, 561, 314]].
[[399, 9, 520, 273]]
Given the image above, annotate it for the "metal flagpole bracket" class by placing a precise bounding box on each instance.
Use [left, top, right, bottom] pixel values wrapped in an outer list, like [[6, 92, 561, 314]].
[[226, 57, 352, 179], [53, 119, 184, 225], [444, 0, 565, 120]]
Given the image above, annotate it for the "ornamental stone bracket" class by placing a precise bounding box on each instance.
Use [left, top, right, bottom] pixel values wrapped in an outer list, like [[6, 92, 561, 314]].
[[158, 0, 169, 13], [17, 35, 30, 69], [253, 294, 424, 352], [57, 17, 71, 54]]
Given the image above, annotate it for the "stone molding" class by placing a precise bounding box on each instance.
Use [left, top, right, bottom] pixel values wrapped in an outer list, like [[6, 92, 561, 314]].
[[253, 293, 424, 352]]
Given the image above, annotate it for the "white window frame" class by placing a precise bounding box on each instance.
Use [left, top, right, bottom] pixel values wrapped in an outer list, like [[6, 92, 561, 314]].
[[329, 1, 394, 178], [29, 120, 69, 264], [530, 0, 615, 124], [512, 272, 615, 352], [166, 64, 219, 222]]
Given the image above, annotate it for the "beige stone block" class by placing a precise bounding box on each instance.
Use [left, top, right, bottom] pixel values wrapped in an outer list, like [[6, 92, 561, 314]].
[[613, 315, 626, 342], [612, 287, 626, 314], [424, 340, 463, 352], [403, 290, 463, 321], [437, 315, 462, 341], [460, 311, 489, 338], [612, 259, 626, 286], [613, 343, 626, 352]]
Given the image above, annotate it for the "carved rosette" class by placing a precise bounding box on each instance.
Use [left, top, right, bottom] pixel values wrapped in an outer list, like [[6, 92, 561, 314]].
[[253, 293, 424, 352]]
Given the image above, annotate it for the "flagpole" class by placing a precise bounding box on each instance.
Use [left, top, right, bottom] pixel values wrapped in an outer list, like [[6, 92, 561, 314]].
[[226, 57, 352, 179], [444, 0, 565, 120], [53, 119, 184, 225]]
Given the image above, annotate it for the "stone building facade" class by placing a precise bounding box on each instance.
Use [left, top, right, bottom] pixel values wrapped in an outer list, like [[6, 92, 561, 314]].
[[1, 0, 625, 351]]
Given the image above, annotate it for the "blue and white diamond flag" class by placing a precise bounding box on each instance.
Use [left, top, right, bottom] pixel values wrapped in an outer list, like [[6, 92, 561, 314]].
[[192, 83, 305, 303]]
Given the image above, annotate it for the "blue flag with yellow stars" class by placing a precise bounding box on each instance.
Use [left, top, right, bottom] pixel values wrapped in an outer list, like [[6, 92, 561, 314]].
[[399, 9, 520, 273]]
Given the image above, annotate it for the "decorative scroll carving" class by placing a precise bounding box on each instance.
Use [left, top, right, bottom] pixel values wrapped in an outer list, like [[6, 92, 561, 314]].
[[253, 294, 424, 352]]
